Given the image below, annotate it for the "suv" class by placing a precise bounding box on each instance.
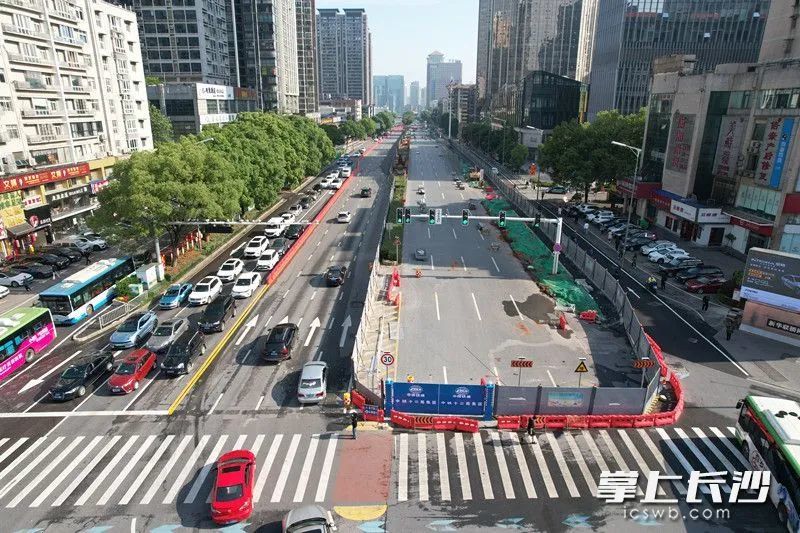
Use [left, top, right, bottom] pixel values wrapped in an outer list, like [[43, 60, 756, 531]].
[[659, 257, 703, 276], [262, 323, 298, 362], [199, 294, 236, 333], [161, 330, 206, 375], [676, 266, 724, 283]]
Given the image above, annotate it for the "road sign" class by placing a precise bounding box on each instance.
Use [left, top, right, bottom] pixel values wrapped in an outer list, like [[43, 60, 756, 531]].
[[511, 359, 533, 368], [575, 361, 589, 373], [633, 359, 655, 369], [381, 352, 395, 366], [553, 243, 562, 253], [363, 404, 379, 416]]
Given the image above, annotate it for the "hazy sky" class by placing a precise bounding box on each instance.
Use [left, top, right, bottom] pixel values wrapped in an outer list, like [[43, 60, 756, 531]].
[[316, 0, 479, 88]]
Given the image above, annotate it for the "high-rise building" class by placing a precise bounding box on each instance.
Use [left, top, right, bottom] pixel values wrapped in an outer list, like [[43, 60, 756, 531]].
[[587, 0, 769, 120], [575, 0, 598, 84], [117, 0, 233, 85], [373, 75, 404, 113], [426, 51, 462, 108], [316, 8, 372, 107], [447, 84, 478, 135], [0, 0, 152, 257], [296, 0, 318, 114], [409, 81, 420, 110]]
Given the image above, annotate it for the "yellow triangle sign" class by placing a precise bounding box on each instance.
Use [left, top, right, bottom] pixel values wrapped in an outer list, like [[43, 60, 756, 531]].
[[575, 361, 589, 373]]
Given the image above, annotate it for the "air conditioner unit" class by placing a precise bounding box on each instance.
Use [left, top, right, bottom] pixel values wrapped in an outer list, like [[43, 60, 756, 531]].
[[2, 164, 15, 173], [748, 141, 761, 153], [98, 133, 105, 142]]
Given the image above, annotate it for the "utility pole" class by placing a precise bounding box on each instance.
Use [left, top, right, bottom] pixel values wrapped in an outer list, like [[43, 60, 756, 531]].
[[150, 223, 163, 282], [611, 141, 643, 257]]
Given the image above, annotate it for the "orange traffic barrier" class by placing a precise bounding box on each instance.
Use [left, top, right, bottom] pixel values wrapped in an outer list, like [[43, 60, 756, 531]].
[[543, 416, 567, 429], [579, 310, 598, 322], [454, 418, 479, 433], [566, 415, 588, 429], [634, 415, 656, 428], [433, 418, 456, 431], [496, 416, 522, 430], [390, 411, 414, 429], [363, 408, 384, 422], [350, 390, 366, 411], [588, 417, 612, 428]]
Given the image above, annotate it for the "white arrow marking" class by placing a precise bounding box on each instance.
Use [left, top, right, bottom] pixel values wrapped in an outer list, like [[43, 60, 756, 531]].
[[304, 317, 321, 347], [278, 315, 289, 325], [339, 315, 352, 348], [19, 350, 82, 394], [235, 314, 259, 346]]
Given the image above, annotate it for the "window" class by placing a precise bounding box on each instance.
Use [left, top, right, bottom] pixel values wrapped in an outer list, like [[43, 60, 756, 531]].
[[6, 125, 19, 139], [0, 98, 11, 112]]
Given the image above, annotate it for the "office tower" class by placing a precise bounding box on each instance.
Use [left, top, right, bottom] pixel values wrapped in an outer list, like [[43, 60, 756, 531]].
[[373, 75, 404, 113], [316, 8, 372, 106], [409, 81, 420, 110], [296, 0, 318, 114], [426, 51, 462, 108]]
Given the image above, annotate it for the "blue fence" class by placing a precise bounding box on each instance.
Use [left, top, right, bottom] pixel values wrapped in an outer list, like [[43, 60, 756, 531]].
[[385, 380, 493, 419]]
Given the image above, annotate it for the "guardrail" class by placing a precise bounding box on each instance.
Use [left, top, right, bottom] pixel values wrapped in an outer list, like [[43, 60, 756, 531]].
[[98, 291, 148, 329]]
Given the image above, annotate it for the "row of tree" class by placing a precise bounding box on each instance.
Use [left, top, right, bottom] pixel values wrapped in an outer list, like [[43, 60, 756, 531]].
[[461, 122, 529, 170], [89, 112, 336, 249], [320, 111, 395, 146]]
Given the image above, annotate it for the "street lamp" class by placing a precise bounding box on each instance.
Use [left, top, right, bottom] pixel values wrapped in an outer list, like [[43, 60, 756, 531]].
[[611, 141, 643, 259]]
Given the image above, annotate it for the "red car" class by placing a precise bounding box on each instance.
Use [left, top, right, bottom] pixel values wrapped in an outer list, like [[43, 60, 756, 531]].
[[211, 449, 256, 525], [685, 276, 726, 294], [108, 349, 156, 394]]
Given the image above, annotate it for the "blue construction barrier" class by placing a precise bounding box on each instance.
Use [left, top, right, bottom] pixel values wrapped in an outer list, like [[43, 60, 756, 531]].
[[385, 380, 494, 420]]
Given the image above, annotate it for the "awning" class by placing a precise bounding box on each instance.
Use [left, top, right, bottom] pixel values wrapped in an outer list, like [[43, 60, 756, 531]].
[[6, 222, 38, 238]]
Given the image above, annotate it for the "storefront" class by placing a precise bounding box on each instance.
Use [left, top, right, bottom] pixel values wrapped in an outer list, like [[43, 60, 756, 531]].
[[650, 190, 731, 246], [0, 191, 26, 259], [47, 184, 97, 234], [724, 211, 774, 256]]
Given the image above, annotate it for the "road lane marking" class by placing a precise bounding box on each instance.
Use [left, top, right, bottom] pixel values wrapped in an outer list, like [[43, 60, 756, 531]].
[[491, 257, 500, 272], [655, 428, 712, 494], [53, 435, 121, 507], [529, 434, 558, 498], [442, 366, 448, 383], [430, 255, 435, 270], [436, 433, 451, 501], [18, 349, 83, 395], [418, 433, 429, 501], [471, 293, 482, 321], [709, 427, 749, 466], [255, 395, 265, 410], [616, 430, 664, 496], [293, 434, 320, 502], [271, 434, 301, 502], [0, 436, 46, 484], [183, 435, 228, 504], [564, 432, 596, 497], [636, 429, 687, 495], [490, 432, 515, 499], [315, 436, 338, 502], [29, 435, 102, 508], [434, 292, 441, 321], [687, 428, 739, 475], [97, 435, 157, 505], [452, 228, 457, 240], [510, 295, 524, 319], [672, 428, 730, 493], [460, 256, 466, 271], [76, 435, 139, 505], [0, 437, 27, 466], [427, 227, 431, 239], [627, 288, 640, 299], [398, 434, 408, 501], [253, 434, 283, 502], [123, 370, 160, 411], [120, 435, 175, 505], [140, 435, 192, 505], [207, 393, 224, 415], [506, 432, 536, 498], [2, 436, 72, 503], [310, 290, 317, 301], [297, 270, 303, 278], [471, 432, 494, 499], [459, 192, 464, 200]]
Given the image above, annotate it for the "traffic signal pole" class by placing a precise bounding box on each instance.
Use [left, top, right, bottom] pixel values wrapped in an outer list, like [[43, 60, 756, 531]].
[[552, 216, 563, 275]]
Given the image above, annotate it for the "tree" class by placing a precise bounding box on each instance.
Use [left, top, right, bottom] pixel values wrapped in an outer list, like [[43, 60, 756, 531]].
[[507, 144, 529, 170], [321, 124, 345, 146], [145, 76, 162, 85], [149, 104, 174, 146], [289, 116, 336, 174], [340, 118, 366, 140], [402, 111, 414, 125], [374, 111, 394, 133], [359, 117, 377, 138], [419, 109, 433, 125], [439, 113, 459, 136]]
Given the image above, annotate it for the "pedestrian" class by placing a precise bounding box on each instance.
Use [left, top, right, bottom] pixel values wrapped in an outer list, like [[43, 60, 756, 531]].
[[702, 295, 710, 312], [84, 251, 91, 265], [725, 322, 734, 341], [525, 417, 537, 445], [583, 222, 589, 233], [631, 253, 637, 267], [350, 411, 358, 439], [607, 231, 613, 242], [660, 271, 668, 290], [23, 278, 31, 292]]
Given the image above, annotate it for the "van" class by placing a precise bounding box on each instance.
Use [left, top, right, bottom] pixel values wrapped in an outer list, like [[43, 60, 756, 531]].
[[264, 217, 288, 237]]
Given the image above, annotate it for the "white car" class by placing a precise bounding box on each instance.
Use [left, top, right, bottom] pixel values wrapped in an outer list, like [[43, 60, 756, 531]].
[[188, 276, 223, 305], [337, 211, 352, 223], [70, 234, 107, 251], [586, 210, 613, 222], [232, 272, 262, 298], [640, 241, 678, 256], [662, 251, 692, 265], [330, 178, 343, 190], [243, 236, 269, 258], [0, 285, 9, 299], [216, 258, 244, 282], [256, 249, 280, 271], [280, 212, 297, 225], [320, 177, 334, 189], [0, 270, 33, 287], [297, 361, 328, 404], [592, 212, 616, 225], [340, 167, 352, 178], [649, 248, 686, 264]]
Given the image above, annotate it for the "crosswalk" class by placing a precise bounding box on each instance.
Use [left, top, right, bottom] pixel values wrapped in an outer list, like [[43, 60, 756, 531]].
[[393, 426, 749, 503], [0, 432, 338, 509]]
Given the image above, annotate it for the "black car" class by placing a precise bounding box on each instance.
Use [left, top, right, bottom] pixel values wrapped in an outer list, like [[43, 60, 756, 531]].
[[305, 190, 319, 200], [299, 196, 313, 209], [361, 187, 372, 198], [199, 294, 236, 333], [42, 246, 83, 263], [622, 237, 652, 251], [659, 258, 704, 276], [49, 352, 114, 401], [161, 330, 206, 375], [284, 224, 305, 240], [675, 266, 724, 283], [269, 237, 290, 255], [325, 265, 347, 286], [312, 183, 323, 192], [262, 323, 298, 362], [599, 218, 626, 231], [13, 261, 54, 279], [28, 253, 70, 270]]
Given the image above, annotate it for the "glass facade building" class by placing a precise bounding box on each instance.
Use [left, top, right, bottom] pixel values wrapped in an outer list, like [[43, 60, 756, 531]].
[[521, 71, 581, 130]]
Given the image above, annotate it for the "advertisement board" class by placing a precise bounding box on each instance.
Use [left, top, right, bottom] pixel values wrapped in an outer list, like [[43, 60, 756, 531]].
[[755, 117, 795, 189], [665, 113, 696, 173], [740, 248, 800, 312], [390, 383, 485, 416], [713, 116, 746, 179], [0, 163, 90, 194]]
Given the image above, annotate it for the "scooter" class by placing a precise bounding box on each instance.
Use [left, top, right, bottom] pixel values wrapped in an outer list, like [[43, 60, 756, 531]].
[[646, 279, 658, 292]]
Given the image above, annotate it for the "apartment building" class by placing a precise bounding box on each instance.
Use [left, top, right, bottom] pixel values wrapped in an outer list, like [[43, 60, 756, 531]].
[[316, 8, 371, 108], [295, 0, 317, 115], [0, 0, 152, 257]]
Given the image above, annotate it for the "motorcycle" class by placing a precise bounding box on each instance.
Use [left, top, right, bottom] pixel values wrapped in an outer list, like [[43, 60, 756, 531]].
[[646, 279, 658, 292]]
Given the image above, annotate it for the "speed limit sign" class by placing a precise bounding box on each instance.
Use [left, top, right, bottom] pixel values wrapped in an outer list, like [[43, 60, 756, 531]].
[[381, 352, 395, 366]]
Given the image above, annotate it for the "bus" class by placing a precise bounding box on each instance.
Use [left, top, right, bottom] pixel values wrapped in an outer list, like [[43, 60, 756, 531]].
[[0, 307, 56, 382], [736, 395, 800, 531], [38, 257, 135, 325]]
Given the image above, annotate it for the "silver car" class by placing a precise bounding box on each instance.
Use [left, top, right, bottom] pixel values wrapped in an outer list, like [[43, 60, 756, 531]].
[[297, 362, 327, 404], [146, 319, 188, 354], [283, 505, 336, 533]]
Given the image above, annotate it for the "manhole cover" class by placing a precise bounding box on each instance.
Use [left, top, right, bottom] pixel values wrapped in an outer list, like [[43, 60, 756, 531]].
[[688, 338, 698, 343]]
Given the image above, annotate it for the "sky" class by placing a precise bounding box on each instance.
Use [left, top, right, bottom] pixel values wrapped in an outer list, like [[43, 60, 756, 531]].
[[316, 0, 479, 89]]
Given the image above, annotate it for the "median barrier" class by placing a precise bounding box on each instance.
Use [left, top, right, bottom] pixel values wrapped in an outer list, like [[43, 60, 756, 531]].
[[433, 417, 456, 431], [566, 415, 589, 429], [634, 415, 657, 428], [610, 415, 635, 428], [363, 408, 384, 422], [391, 411, 414, 429], [413, 416, 436, 429], [543, 415, 568, 429]]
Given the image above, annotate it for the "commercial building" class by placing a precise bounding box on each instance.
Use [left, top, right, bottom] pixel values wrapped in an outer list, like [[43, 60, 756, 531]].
[[147, 83, 258, 136], [409, 80, 420, 111], [318, 97, 361, 123], [586, 0, 769, 121], [0, 0, 152, 257], [575, 0, 598, 84], [316, 8, 372, 107], [373, 75, 403, 113], [446, 84, 477, 136], [426, 51, 461, 108], [517, 71, 582, 159], [295, 0, 318, 115]]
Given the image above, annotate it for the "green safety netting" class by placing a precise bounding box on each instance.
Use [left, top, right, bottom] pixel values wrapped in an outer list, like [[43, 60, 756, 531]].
[[483, 198, 600, 313]]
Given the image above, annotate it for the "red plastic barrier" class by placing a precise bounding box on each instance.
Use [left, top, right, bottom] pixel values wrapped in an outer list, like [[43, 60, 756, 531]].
[[565, 415, 589, 429], [496, 416, 522, 430], [543, 416, 567, 429], [611, 415, 635, 428], [391, 411, 414, 429], [363, 408, 384, 422], [588, 417, 612, 428], [454, 418, 479, 433], [433, 418, 456, 431], [634, 415, 656, 428], [579, 310, 598, 322], [413, 416, 436, 430], [351, 390, 366, 411]]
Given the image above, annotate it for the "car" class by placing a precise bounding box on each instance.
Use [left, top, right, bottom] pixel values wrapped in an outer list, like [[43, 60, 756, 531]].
[[0, 286, 8, 299], [264, 217, 288, 237], [340, 167, 352, 178], [662, 250, 692, 265], [58, 238, 93, 254], [325, 265, 347, 287], [189, 276, 223, 305], [232, 272, 261, 298], [586, 210, 613, 223], [280, 212, 297, 225], [622, 237, 653, 251], [13, 261, 54, 279], [282, 505, 337, 533], [546, 185, 568, 194], [337, 211, 352, 223], [609, 223, 638, 236], [211, 450, 256, 525], [108, 348, 157, 394], [305, 189, 319, 200], [161, 330, 206, 375], [592, 213, 616, 226], [414, 248, 427, 261], [297, 362, 328, 404], [49, 351, 114, 401], [685, 276, 726, 294], [243, 236, 269, 259], [0, 269, 33, 288], [71, 234, 107, 251], [320, 177, 334, 189], [159, 282, 193, 309], [289, 203, 303, 214], [417, 186, 425, 195], [659, 258, 704, 276], [330, 178, 343, 190], [26, 253, 70, 270], [640, 241, 677, 255], [284, 224, 305, 240], [299, 196, 312, 209], [626, 230, 658, 241], [199, 293, 237, 333], [269, 237, 291, 256], [675, 266, 724, 283], [648, 248, 686, 264], [42, 246, 83, 263], [312, 183, 323, 192], [576, 203, 601, 215], [360, 187, 372, 198], [599, 218, 626, 231], [256, 249, 280, 271], [217, 258, 245, 282], [262, 323, 299, 362], [146, 319, 189, 354], [109, 311, 158, 348]]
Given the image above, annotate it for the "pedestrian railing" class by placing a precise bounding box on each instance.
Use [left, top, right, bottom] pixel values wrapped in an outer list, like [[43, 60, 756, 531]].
[[97, 291, 149, 329]]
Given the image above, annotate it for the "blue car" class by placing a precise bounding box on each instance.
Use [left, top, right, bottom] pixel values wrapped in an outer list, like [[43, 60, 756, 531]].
[[109, 311, 158, 349], [159, 283, 193, 310]]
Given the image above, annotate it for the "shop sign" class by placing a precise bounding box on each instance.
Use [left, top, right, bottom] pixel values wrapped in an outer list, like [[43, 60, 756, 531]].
[[729, 215, 773, 237], [24, 205, 52, 228], [665, 113, 696, 174], [696, 207, 729, 224], [0, 192, 25, 240], [90, 179, 109, 195], [669, 200, 697, 221], [47, 185, 91, 202], [713, 116, 745, 179], [766, 318, 800, 337], [199, 113, 238, 125], [650, 192, 673, 212], [196, 83, 234, 100], [0, 163, 90, 194], [755, 117, 795, 189]]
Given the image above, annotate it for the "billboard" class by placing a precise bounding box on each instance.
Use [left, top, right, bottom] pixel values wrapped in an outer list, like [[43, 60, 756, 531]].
[[390, 383, 485, 416], [713, 116, 746, 179], [0, 163, 90, 194], [755, 117, 795, 189], [740, 248, 800, 313], [665, 113, 696, 173]]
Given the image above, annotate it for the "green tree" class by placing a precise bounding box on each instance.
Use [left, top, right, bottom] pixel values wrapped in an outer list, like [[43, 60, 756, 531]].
[[321, 124, 345, 146], [340, 118, 366, 140], [374, 111, 394, 133], [419, 109, 433, 124], [507, 144, 529, 170], [145, 76, 162, 85], [439, 113, 459, 136], [289, 116, 336, 173], [359, 117, 377, 137], [149, 104, 174, 146], [402, 111, 414, 125]]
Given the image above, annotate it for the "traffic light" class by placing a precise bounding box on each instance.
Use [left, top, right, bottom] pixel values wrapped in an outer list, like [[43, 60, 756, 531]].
[[428, 209, 436, 225], [461, 209, 469, 226], [498, 211, 507, 228], [396, 207, 404, 224], [403, 208, 412, 224], [534, 212, 541, 227]]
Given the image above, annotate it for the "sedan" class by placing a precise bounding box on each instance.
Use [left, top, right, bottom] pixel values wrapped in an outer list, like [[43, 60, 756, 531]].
[[325, 265, 347, 286], [297, 362, 328, 404], [280, 212, 297, 225], [211, 450, 256, 525], [546, 185, 568, 194], [299, 196, 313, 209], [289, 203, 303, 214], [159, 282, 192, 309], [27, 253, 70, 270], [109, 311, 158, 349], [622, 237, 653, 251], [337, 211, 352, 223], [284, 224, 305, 240], [232, 272, 261, 298], [269, 238, 290, 256], [108, 348, 157, 394], [243, 236, 269, 258], [685, 276, 726, 294], [330, 178, 343, 190], [13, 261, 54, 279], [659, 258, 704, 276], [42, 246, 83, 263], [676, 266, 724, 283], [189, 276, 223, 305], [641, 241, 677, 255], [73, 234, 107, 251], [414, 248, 427, 261], [49, 352, 114, 401], [217, 258, 244, 282], [0, 269, 33, 288], [256, 249, 280, 271], [262, 323, 298, 362], [146, 319, 188, 354], [282, 506, 337, 533], [648, 248, 686, 264]]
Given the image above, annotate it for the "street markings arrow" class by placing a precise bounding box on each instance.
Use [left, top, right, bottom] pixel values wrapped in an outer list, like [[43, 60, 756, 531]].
[[278, 315, 289, 325], [339, 314, 352, 348], [426, 520, 457, 531], [496, 518, 524, 529], [304, 317, 321, 347], [234, 315, 259, 346], [358, 521, 386, 533], [562, 514, 592, 528], [19, 350, 82, 394]]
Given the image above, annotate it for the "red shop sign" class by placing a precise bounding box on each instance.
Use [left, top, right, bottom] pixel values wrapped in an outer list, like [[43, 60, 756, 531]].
[[729, 216, 773, 237], [0, 163, 90, 194], [651, 193, 673, 212]]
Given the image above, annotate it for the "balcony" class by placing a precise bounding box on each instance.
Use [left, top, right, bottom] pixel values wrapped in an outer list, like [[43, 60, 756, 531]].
[[49, 6, 81, 23], [64, 84, 91, 93], [0, 0, 42, 11], [26, 133, 67, 144], [53, 34, 85, 47], [13, 80, 57, 92], [21, 107, 63, 118], [1, 23, 48, 40], [7, 53, 52, 66], [67, 107, 96, 117], [59, 59, 91, 70]]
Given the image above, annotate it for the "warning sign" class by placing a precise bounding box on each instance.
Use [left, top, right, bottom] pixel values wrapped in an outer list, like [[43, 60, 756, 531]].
[[575, 361, 589, 373]]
